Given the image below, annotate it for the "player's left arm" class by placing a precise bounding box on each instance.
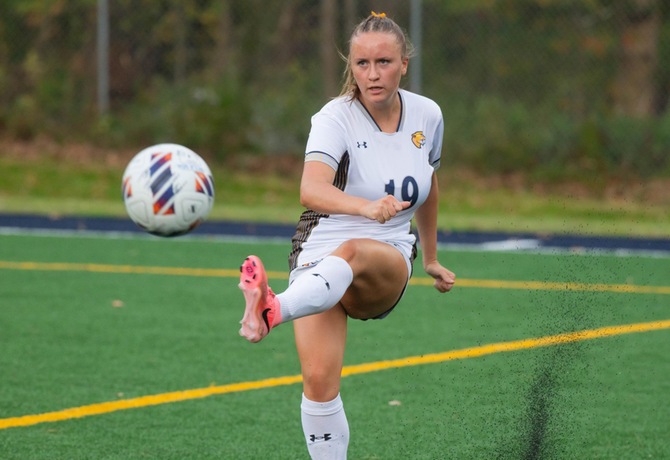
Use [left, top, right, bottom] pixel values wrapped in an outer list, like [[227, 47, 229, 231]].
[[414, 172, 456, 293]]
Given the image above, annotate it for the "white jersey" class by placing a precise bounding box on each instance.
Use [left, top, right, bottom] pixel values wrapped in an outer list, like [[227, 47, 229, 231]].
[[289, 89, 444, 271]]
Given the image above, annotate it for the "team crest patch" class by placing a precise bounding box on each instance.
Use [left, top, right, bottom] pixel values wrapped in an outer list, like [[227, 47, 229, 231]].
[[411, 131, 426, 149]]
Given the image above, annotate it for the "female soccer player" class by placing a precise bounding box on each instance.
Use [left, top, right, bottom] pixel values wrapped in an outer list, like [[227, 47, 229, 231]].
[[238, 12, 455, 459]]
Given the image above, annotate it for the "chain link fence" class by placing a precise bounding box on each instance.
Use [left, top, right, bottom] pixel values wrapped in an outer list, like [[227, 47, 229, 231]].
[[1, 0, 668, 176]]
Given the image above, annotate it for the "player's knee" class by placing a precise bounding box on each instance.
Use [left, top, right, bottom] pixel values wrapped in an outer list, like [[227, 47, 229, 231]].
[[333, 238, 378, 267], [332, 239, 361, 262], [302, 367, 334, 387], [302, 370, 341, 401]]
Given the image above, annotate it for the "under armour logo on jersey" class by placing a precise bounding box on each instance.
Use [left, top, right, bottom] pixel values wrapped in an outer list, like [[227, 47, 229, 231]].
[[411, 131, 426, 149], [309, 433, 332, 442], [357, 141, 368, 148]]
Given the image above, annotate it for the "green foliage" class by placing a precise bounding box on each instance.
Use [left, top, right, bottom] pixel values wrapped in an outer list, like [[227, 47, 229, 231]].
[[651, 112, 670, 175], [451, 97, 544, 173], [95, 75, 255, 159], [0, 0, 669, 179], [251, 61, 324, 155], [443, 96, 670, 179]]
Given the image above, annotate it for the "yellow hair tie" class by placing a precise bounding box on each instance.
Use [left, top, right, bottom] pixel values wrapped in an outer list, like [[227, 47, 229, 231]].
[[371, 11, 386, 18]]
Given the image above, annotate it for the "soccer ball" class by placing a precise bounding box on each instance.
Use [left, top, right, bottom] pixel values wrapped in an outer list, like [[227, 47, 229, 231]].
[[121, 143, 215, 237]]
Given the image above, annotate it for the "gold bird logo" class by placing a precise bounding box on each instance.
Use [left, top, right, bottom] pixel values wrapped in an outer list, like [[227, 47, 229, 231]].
[[411, 131, 426, 149]]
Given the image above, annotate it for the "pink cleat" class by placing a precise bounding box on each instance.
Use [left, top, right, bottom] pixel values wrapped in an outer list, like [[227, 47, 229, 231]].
[[238, 255, 281, 343]]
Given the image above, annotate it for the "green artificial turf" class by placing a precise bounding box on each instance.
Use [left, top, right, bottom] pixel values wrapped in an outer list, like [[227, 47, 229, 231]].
[[0, 233, 668, 459]]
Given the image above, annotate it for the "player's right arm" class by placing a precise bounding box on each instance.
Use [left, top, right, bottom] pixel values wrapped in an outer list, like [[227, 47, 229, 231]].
[[300, 161, 408, 223]]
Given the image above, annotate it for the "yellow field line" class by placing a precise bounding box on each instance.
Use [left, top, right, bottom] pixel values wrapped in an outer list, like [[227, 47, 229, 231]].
[[1, 319, 668, 430], [427, 277, 670, 295], [0, 260, 240, 279], [1, 260, 669, 294]]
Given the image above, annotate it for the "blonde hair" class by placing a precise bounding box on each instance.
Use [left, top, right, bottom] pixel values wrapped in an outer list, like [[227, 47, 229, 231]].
[[339, 12, 415, 100]]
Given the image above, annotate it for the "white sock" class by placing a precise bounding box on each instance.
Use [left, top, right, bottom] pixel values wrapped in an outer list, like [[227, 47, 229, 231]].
[[301, 393, 349, 460], [277, 256, 353, 322]]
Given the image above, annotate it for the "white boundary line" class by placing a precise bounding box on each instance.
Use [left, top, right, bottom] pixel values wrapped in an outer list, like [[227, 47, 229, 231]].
[[2, 225, 670, 258]]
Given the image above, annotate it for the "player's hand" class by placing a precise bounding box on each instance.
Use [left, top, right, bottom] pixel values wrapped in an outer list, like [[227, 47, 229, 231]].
[[362, 195, 411, 224], [424, 261, 455, 293]]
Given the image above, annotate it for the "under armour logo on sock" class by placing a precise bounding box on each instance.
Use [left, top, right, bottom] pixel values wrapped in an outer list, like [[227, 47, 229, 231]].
[[312, 273, 330, 290], [309, 433, 332, 442]]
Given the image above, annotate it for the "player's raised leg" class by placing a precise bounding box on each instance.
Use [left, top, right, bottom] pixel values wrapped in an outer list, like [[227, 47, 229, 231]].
[[238, 254, 354, 343]]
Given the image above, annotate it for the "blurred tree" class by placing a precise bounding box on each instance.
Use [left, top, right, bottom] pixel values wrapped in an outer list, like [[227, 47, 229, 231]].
[[611, 0, 661, 116], [209, 0, 234, 79], [320, 0, 338, 97], [269, 0, 300, 70]]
